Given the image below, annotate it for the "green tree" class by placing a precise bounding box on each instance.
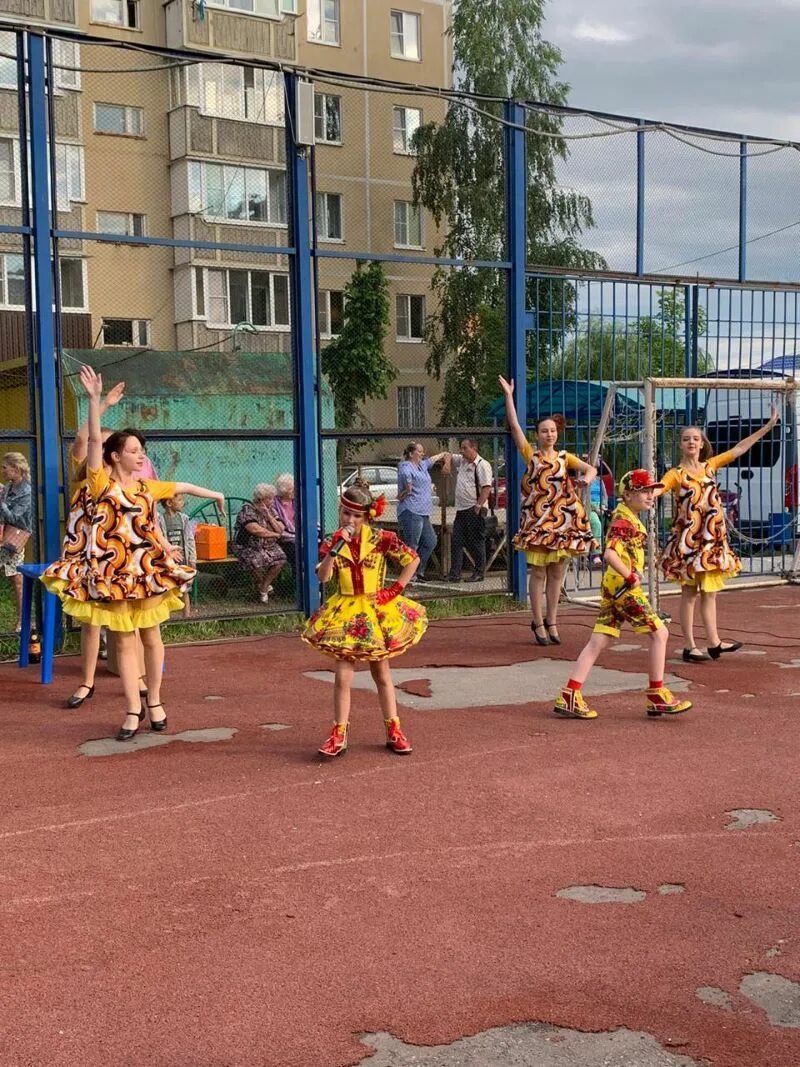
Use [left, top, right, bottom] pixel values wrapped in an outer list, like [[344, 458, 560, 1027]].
[[562, 291, 714, 380], [411, 0, 605, 425], [320, 261, 394, 432]]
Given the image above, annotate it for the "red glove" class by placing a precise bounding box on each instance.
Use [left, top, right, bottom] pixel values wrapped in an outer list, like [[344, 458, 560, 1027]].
[[624, 570, 639, 587], [376, 581, 404, 605]]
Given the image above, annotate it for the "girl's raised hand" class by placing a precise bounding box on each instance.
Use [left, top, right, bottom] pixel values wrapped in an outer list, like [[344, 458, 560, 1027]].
[[79, 364, 103, 399], [105, 381, 126, 407], [498, 375, 514, 397], [767, 404, 780, 427]]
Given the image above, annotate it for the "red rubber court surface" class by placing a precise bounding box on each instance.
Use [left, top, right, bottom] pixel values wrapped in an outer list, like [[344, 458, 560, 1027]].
[[1, 585, 799, 1067]]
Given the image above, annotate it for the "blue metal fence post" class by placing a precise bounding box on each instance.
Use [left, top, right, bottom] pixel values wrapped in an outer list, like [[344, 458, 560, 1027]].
[[27, 33, 61, 563], [505, 100, 527, 602], [738, 138, 748, 283], [636, 119, 646, 275], [285, 72, 321, 616]]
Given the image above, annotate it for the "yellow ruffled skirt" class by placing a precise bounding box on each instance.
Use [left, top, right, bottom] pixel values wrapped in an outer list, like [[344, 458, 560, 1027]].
[[302, 591, 427, 662], [42, 576, 183, 631], [679, 570, 727, 593], [525, 547, 578, 567]]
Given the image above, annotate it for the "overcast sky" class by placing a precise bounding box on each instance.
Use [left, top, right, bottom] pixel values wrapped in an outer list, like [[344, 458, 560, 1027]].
[[538, 0, 800, 359]]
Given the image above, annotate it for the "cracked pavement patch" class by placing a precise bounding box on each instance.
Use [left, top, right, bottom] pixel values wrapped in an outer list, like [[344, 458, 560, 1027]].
[[739, 972, 800, 1028], [695, 986, 734, 1012], [555, 885, 647, 904], [359, 1024, 704, 1065], [78, 727, 237, 757], [725, 808, 779, 830]]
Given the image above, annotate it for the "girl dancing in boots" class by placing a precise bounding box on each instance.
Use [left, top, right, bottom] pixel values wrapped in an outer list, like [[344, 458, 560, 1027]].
[[302, 484, 427, 757]]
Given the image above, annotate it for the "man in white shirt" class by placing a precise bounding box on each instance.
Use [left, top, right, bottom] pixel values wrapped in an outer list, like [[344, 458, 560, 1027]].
[[445, 439, 493, 583]]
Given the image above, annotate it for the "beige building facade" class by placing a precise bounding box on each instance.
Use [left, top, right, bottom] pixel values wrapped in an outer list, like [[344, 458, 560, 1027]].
[[0, 0, 453, 435]]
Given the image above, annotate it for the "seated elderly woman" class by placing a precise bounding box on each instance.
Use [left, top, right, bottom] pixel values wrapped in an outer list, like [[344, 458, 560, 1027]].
[[231, 484, 287, 603], [272, 473, 296, 568], [0, 451, 33, 632]]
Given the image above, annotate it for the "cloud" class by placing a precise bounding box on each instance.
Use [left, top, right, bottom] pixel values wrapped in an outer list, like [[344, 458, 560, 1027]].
[[572, 19, 633, 44]]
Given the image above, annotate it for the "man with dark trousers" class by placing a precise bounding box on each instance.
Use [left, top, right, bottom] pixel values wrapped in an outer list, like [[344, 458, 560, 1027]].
[[446, 439, 493, 583]]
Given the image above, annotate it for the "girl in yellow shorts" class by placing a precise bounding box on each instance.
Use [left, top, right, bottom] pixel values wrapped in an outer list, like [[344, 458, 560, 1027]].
[[658, 411, 778, 663]]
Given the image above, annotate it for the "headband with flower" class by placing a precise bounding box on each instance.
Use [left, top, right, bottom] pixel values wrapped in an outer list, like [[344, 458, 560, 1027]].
[[341, 493, 387, 519]]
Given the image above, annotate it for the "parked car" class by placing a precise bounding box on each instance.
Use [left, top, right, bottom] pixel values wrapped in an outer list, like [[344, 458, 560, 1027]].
[[339, 465, 440, 508]]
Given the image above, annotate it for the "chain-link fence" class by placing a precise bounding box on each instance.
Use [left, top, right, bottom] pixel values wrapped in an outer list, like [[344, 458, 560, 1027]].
[[1, 18, 799, 642]]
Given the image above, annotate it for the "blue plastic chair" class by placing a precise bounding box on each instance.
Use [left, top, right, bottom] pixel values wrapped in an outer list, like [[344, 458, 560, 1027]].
[[17, 563, 61, 684]]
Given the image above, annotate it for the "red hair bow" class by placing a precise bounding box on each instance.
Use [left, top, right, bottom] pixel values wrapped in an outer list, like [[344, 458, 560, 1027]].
[[369, 495, 387, 519]]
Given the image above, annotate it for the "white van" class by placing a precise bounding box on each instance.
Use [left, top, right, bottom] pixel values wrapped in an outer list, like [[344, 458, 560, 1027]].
[[700, 363, 797, 531]]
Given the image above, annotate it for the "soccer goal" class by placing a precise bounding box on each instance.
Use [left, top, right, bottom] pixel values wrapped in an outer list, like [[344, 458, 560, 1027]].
[[583, 376, 799, 610]]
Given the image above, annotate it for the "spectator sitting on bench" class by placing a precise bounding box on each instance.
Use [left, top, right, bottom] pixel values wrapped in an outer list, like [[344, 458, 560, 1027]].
[[160, 494, 197, 617], [231, 484, 287, 604]]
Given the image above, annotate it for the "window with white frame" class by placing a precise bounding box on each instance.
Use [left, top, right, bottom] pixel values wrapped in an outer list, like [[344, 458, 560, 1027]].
[[390, 10, 421, 60], [392, 106, 422, 154], [0, 137, 17, 205], [318, 289, 344, 338], [314, 93, 342, 144], [316, 192, 343, 241], [94, 103, 144, 136], [59, 258, 86, 309], [91, 0, 140, 28], [207, 0, 297, 13], [308, 0, 340, 44], [393, 200, 422, 247], [54, 143, 85, 211], [193, 63, 284, 125], [97, 211, 146, 237], [0, 253, 24, 307], [189, 161, 287, 225], [397, 386, 425, 429], [102, 318, 151, 347], [396, 294, 425, 341], [197, 267, 290, 329], [0, 35, 80, 91]]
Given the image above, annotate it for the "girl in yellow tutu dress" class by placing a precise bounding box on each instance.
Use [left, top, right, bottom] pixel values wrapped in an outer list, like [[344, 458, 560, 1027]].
[[499, 376, 597, 645], [658, 411, 778, 663], [42, 366, 225, 741], [302, 483, 427, 758]]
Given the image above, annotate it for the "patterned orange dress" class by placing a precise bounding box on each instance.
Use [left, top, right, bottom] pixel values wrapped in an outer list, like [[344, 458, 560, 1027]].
[[512, 443, 595, 567], [302, 524, 427, 662], [659, 450, 741, 592], [41, 467, 195, 631]]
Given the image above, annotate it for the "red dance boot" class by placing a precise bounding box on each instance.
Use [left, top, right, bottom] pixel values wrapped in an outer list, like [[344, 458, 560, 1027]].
[[385, 716, 413, 754], [319, 722, 348, 757]]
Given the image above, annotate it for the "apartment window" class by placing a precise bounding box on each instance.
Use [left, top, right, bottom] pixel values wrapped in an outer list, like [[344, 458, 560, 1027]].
[[97, 211, 146, 237], [316, 192, 343, 241], [392, 106, 422, 154], [102, 318, 151, 347], [94, 103, 144, 137], [198, 63, 283, 125], [393, 200, 422, 248], [0, 253, 24, 307], [397, 386, 426, 429], [0, 137, 16, 204], [390, 10, 421, 60], [91, 0, 140, 28], [0, 35, 81, 91], [190, 161, 287, 225], [318, 289, 344, 338], [396, 294, 425, 341], [314, 93, 342, 144], [207, 0, 297, 13], [308, 0, 340, 44], [54, 143, 85, 211], [201, 268, 290, 329], [59, 259, 86, 310]]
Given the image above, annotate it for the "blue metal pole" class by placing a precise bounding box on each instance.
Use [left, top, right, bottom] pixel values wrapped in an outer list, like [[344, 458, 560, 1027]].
[[505, 100, 527, 602], [738, 138, 748, 283], [27, 33, 61, 563], [636, 119, 646, 275], [285, 72, 321, 616]]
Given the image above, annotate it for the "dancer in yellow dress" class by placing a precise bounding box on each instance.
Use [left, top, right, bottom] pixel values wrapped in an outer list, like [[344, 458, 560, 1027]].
[[658, 410, 778, 663], [302, 484, 426, 758], [42, 366, 225, 740], [499, 376, 597, 645]]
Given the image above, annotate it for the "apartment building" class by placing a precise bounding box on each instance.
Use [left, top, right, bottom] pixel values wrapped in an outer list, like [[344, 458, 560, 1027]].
[[0, 0, 453, 434]]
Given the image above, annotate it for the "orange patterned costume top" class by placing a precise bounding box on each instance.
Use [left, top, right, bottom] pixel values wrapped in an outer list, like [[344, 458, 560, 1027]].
[[41, 467, 195, 631], [659, 450, 741, 589], [512, 443, 595, 559], [302, 524, 427, 662]]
